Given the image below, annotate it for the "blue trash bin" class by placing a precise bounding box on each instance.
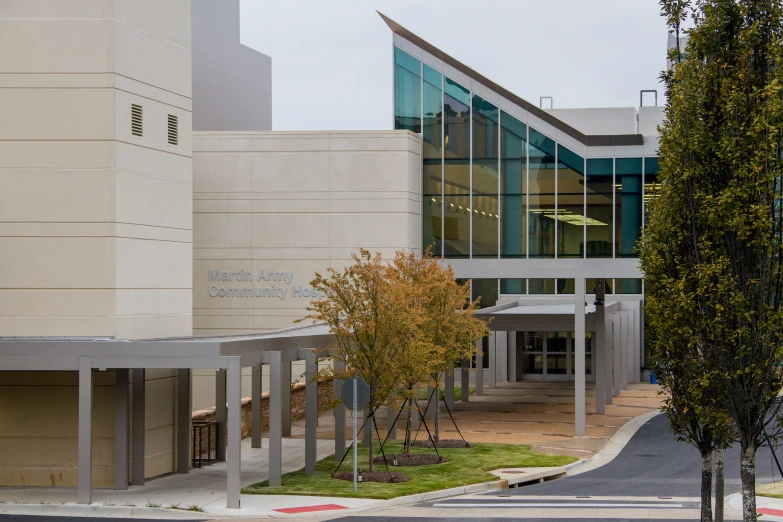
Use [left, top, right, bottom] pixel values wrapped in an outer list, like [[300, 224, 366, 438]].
[[650, 371, 657, 384]]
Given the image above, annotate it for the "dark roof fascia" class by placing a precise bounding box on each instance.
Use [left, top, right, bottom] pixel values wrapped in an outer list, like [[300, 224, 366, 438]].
[[378, 12, 644, 148]]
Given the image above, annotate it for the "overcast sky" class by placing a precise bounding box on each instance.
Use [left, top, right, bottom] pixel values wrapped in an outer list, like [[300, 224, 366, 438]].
[[239, 0, 669, 131]]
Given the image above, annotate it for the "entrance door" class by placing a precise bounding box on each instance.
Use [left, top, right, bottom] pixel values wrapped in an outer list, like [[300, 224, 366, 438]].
[[516, 331, 594, 381]]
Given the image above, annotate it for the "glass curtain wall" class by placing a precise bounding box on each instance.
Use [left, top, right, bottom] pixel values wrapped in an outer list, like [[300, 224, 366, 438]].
[[528, 129, 556, 257], [471, 95, 499, 257], [585, 159, 613, 257], [556, 145, 585, 258], [443, 78, 471, 257], [500, 111, 527, 263], [616, 158, 643, 257], [394, 48, 421, 133], [422, 65, 443, 255]]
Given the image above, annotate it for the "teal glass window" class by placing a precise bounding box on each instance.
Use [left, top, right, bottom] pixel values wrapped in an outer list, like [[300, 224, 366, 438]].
[[644, 157, 660, 225], [443, 78, 471, 257], [501, 278, 525, 294], [615, 158, 643, 257], [556, 145, 585, 258], [472, 95, 499, 257], [500, 112, 527, 258], [585, 158, 613, 257], [528, 129, 556, 257], [471, 278, 499, 309], [394, 48, 421, 133], [422, 65, 443, 255], [528, 278, 555, 294], [617, 278, 643, 294]]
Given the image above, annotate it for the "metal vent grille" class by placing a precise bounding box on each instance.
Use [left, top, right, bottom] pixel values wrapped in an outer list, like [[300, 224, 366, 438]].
[[131, 104, 143, 137], [167, 114, 178, 146]]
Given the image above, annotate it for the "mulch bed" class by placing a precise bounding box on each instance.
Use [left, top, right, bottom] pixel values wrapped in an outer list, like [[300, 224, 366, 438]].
[[412, 439, 472, 449], [373, 453, 446, 466], [332, 471, 410, 483]]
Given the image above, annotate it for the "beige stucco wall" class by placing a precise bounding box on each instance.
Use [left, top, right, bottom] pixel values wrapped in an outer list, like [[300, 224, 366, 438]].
[[191, 130, 422, 410], [0, 1, 191, 486]]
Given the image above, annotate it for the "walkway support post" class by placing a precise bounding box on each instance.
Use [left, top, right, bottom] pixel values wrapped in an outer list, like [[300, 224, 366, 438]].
[[131, 368, 145, 485], [445, 369, 455, 411], [475, 339, 484, 396], [281, 361, 292, 437], [386, 406, 397, 440], [226, 357, 241, 509], [621, 310, 630, 390], [251, 365, 262, 448], [594, 280, 606, 415], [176, 368, 190, 474], [77, 357, 92, 504], [508, 331, 517, 382], [613, 315, 622, 396], [305, 350, 317, 475], [114, 369, 129, 490], [460, 359, 470, 403], [333, 360, 346, 459], [574, 278, 586, 436], [605, 317, 614, 405], [488, 332, 497, 389], [216, 369, 227, 462], [269, 351, 283, 487]]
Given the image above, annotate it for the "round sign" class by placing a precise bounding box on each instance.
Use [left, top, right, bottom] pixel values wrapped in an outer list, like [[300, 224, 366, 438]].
[[341, 377, 370, 412]]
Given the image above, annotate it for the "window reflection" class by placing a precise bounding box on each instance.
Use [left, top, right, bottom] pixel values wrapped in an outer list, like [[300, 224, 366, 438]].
[[472, 95, 499, 257], [556, 145, 585, 258], [529, 130, 556, 258], [500, 112, 527, 258], [422, 65, 443, 255], [616, 158, 643, 257], [393, 48, 421, 133], [443, 79, 471, 257], [586, 159, 614, 257]]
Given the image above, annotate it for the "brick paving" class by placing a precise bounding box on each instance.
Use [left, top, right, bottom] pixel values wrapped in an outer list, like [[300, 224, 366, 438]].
[[292, 381, 663, 461]]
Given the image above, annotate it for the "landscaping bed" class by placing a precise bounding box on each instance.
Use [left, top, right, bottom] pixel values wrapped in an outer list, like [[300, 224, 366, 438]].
[[412, 439, 471, 449], [242, 441, 576, 500], [373, 453, 444, 466], [333, 471, 410, 483]]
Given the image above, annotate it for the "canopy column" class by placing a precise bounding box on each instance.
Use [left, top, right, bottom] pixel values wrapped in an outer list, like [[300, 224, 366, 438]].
[[268, 351, 283, 487], [281, 361, 292, 437], [251, 365, 263, 448], [488, 332, 497, 389], [475, 339, 483, 396], [612, 314, 622, 396], [460, 359, 470, 403], [176, 369, 190, 474], [621, 310, 630, 390], [77, 357, 92, 504], [507, 331, 517, 382], [131, 369, 145, 485], [216, 369, 227, 462], [305, 350, 317, 475], [604, 317, 614, 405], [114, 369, 129, 490], [444, 369, 455, 411], [574, 278, 586, 436], [594, 280, 606, 415], [226, 357, 241, 509], [333, 360, 346, 459]]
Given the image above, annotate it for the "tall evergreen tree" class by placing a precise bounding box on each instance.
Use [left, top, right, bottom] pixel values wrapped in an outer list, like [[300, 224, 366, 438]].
[[642, 1, 783, 520]]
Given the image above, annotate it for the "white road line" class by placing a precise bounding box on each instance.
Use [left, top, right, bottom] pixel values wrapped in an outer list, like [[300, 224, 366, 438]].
[[431, 503, 684, 508]]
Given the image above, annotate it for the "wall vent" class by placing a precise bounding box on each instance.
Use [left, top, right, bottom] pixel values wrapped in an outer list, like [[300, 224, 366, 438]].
[[131, 104, 143, 137], [167, 114, 178, 146]]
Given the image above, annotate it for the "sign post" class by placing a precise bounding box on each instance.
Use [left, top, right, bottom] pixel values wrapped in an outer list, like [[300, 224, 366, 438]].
[[340, 376, 370, 492]]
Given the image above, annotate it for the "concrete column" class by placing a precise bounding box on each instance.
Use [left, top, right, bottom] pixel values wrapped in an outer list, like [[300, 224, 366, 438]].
[[496, 331, 507, 384], [444, 369, 455, 411], [460, 360, 470, 403], [77, 357, 92, 504], [226, 357, 241, 509], [594, 280, 606, 415], [114, 369, 129, 490], [621, 311, 630, 390], [604, 317, 614, 405], [574, 278, 586, 436], [386, 406, 397, 440], [425, 386, 435, 419], [475, 339, 484, 396], [281, 361, 292, 437], [269, 351, 283, 487], [176, 369, 190, 474], [612, 315, 622, 396], [131, 368, 145, 486], [633, 305, 641, 383], [305, 350, 317, 475], [333, 360, 346, 459], [488, 332, 497, 389], [251, 365, 262, 448], [216, 369, 227, 462], [508, 331, 517, 382]]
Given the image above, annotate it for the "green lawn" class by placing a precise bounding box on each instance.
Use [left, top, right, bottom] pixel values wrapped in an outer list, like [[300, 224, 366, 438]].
[[242, 441, 576, 500], [417, 386, 475, 402]]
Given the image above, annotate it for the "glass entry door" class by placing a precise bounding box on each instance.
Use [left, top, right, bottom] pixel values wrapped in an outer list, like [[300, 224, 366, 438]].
[[517, 331, 593, 381]]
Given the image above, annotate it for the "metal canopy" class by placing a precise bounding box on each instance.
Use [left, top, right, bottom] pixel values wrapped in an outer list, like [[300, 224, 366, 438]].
[[475, 300, 621, 332]]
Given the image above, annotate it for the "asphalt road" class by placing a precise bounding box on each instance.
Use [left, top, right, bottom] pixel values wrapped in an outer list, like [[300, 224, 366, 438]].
[[488, 413, 779, 498]]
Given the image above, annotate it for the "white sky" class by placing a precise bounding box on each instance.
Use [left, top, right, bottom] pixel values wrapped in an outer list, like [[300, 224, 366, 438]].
[[239, 0, 669, 131]]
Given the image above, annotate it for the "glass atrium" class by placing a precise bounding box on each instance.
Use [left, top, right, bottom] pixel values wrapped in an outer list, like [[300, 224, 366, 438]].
[[394, 47, 657, 301]]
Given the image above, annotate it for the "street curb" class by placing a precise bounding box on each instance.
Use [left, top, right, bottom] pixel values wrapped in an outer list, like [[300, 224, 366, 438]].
[[0, 503, 207, 520]]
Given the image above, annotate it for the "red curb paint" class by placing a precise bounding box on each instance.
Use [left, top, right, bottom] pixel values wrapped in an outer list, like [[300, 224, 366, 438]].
[[274, 504, 347, 514], [758, 507, 783, 517]]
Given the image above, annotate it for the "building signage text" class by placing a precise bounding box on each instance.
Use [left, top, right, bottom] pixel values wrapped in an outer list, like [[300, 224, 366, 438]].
[[207, 269, 322, 300]]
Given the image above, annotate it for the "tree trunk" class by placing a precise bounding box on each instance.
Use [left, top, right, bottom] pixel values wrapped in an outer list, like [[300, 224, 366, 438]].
[[701, 451, 713, 522], [715, 447, 724, 522], [405, 399, 413, 456], [740, 443, 756, 522], [434, 384, 440, 443]]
